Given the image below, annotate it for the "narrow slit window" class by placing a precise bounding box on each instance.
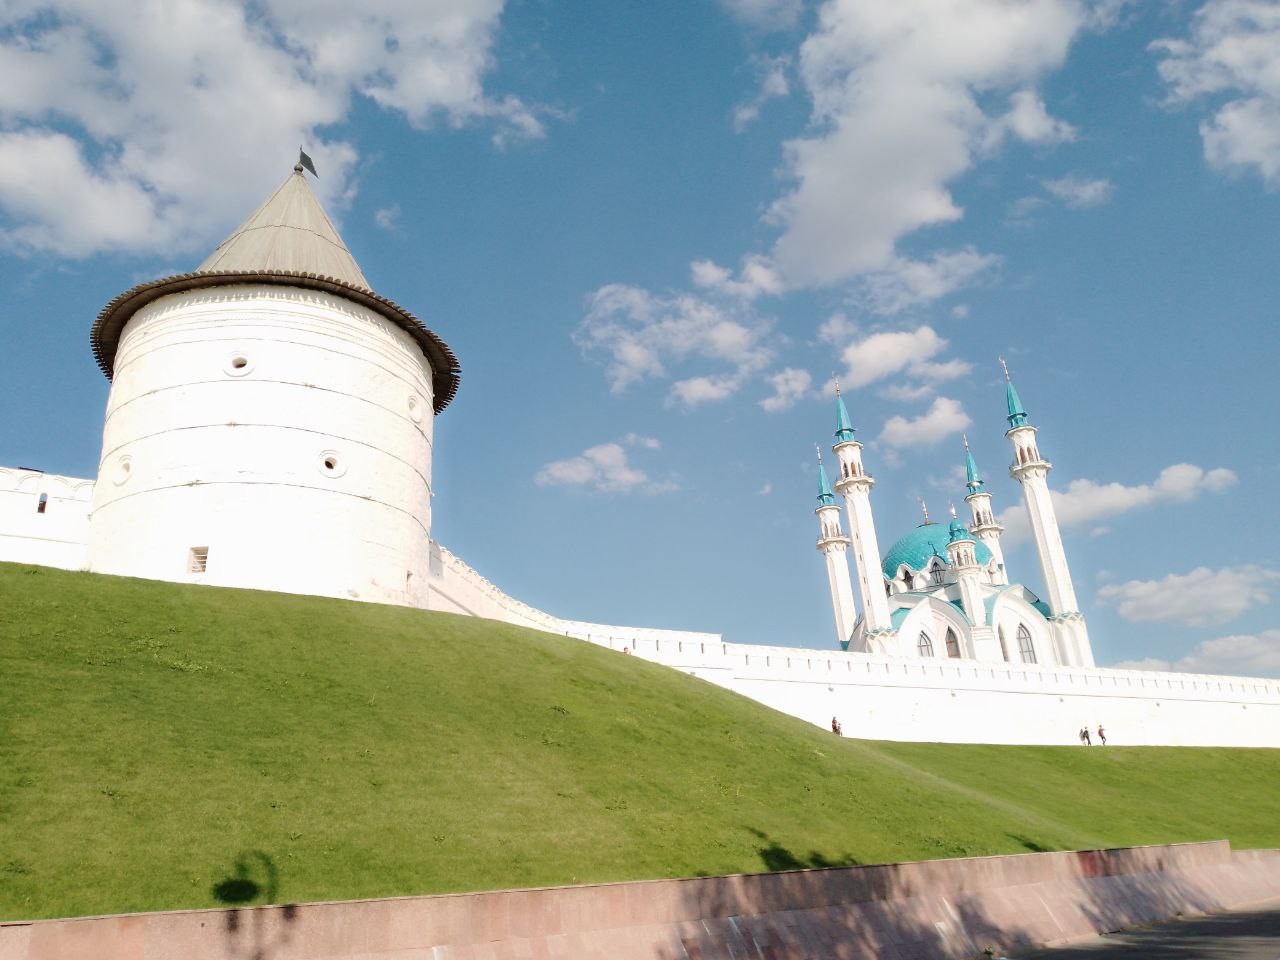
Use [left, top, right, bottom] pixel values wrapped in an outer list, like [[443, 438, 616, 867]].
[[189, 546, 209, 573], [36, 493, 47, 514], [945, 628, 960, 659]]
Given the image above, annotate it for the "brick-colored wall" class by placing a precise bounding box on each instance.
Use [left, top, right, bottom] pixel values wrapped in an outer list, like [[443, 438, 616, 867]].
[[4, 841, 1279, 959]]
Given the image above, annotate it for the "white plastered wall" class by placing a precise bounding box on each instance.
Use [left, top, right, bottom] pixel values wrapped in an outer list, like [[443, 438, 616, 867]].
[[605, 636, 1280, 747], [0, 469, 92, 570], [85, 284, 435, 606]]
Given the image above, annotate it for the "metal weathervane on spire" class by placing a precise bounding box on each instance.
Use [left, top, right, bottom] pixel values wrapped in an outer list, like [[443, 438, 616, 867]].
[[296, 147, 318, 178]]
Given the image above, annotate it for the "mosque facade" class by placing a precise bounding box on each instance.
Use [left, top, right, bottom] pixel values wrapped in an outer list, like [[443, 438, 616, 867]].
[[814, 377, 1092, 672], [1, 166, 1277, 747]]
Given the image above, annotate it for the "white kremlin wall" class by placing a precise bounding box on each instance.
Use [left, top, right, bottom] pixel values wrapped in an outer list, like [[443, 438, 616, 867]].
[[420, 540, 1280, 748], [0, 469, 92, 570]]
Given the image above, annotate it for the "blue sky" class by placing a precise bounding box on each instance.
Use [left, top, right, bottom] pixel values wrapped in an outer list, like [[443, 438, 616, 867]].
[[0, 0, 1277, 676]]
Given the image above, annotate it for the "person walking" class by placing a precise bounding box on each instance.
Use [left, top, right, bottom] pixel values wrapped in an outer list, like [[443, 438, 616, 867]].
[[1083, 726, 1092, 745], [1097, 724, 1106, 745]]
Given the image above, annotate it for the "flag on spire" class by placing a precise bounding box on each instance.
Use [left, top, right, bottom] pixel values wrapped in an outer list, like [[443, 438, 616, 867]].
[[298, 148, 318, 178]]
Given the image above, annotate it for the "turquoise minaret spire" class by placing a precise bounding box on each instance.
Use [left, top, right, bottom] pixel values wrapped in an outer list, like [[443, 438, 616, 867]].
[[963, 434, 984, 493], [816, 446, 836, 506], [1000, 356, 1028, 427], [834, 379, 856, 442]]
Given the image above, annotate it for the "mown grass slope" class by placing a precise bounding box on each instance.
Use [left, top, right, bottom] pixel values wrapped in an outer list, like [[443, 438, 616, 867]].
[[3, 562, 1278, 921]]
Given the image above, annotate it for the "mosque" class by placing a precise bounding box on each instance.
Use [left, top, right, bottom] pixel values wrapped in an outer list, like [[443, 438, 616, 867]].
[[1, 163, 1277, 747], [813, 376, 1092, 672]]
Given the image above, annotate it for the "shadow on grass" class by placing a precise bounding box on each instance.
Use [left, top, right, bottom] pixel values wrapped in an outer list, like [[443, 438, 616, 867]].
[[211, 851, 297, 960], [1009, 833, 1052, 853], [747, 827, 861, 872]]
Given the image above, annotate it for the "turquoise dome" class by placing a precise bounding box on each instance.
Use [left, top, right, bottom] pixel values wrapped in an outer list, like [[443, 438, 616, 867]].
[[881, 522, 993, 579]]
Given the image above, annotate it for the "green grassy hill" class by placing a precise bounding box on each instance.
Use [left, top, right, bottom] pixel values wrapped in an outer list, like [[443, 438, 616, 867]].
[[2, 562, 1278, 921]]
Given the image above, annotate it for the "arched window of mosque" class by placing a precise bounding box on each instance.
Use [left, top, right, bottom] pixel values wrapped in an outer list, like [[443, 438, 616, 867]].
[[917, 632, 934, 657], [1017, 623, 1036, 664], [998, 626, 1010, 662], [36, 493, 47, 514], [945, 628, 960, 659]]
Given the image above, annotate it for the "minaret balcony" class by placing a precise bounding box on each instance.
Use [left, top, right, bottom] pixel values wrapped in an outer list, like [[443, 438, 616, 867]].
[[816, 534, 851, 548]]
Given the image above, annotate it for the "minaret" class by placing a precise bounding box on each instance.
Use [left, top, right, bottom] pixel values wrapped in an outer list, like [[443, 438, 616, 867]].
[[945, 505, 986, 632], [963, 435, 1007, 585], [1001, 359, 1092, 666], [814, 447, 857, 648], [831, 385, 893, 639]]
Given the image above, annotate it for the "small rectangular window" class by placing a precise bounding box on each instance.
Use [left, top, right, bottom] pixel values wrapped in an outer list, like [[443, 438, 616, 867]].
[[189, 547, 209, 573]]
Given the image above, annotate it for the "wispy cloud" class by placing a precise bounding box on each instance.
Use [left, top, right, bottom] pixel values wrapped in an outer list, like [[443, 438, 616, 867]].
[[733, 54, 792, 131], [999, 463, 1237, 543], [535, 435, 675, 495], [1097, 565, 1280, 627], [1042, 175, 1115, 208], [575, 283, 772, 404], [760, 368, 812, 412], [1154, 0, 1280, 186], [1112, 629, 1280, 680]]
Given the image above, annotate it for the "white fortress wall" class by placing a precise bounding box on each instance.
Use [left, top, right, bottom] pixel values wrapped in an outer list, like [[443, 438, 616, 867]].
[[0, 469, 93, 570], [598, 635, 1280, 748], [423, 543, 1280, 748], [425, 541, 721, 645]]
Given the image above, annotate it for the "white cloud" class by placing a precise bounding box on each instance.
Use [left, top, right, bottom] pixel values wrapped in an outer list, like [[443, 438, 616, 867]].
[[766, 0, 1087, 289], [984, 89, 1077, 148], [718, 0, 802, 30], [690, 254, 783, 300], [1173, 630, 1280, 677], [535, 436, 674, 494], [760, 367, 812, 412], [860, 248, 1001, 314], [575, 283, 772, 401], [817, 313, 858, 344], [0, 0, 540, 256], [1111, 631, 1280, 679], [999, 463, 1238, 542], [1154, 0, 1280, 186], [756, 482, 774, 495], [668, 374, 742, 408], [622, 433, 660, 450], [734, 54, 792, 131], [1042, 175, 1115, 207], [880, 382, 934, 403], [374, 205, 401, 230], [834, 324, 971, 392], [1097, 565, 1280, 628], [878, 396, 971, 449]]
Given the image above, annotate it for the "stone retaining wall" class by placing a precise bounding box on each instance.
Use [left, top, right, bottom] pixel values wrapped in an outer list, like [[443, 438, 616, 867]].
[[4, 841, 1279, 959]]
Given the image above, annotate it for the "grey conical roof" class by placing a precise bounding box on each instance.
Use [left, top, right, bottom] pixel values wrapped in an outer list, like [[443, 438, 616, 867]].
[[197, 168, 370, 289], [92, 165, 462, 412]]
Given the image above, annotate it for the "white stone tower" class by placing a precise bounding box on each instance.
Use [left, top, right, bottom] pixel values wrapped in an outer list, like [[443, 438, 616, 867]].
[[84, 161, 460, 607], [814, 447, 857, 648], [831, 387, 893, 646], [1001, 360, 1093, 667], [963, 435, 1007, 585]]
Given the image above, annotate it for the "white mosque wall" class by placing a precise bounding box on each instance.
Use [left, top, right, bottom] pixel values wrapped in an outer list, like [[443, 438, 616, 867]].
[[597, 635, 1280, 747], [0, 469, 92, 570], [85, 284, 436, 607]]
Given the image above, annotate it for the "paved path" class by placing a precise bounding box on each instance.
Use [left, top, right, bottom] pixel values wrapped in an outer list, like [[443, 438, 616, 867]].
[[1011, 900, 1280, 959]]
